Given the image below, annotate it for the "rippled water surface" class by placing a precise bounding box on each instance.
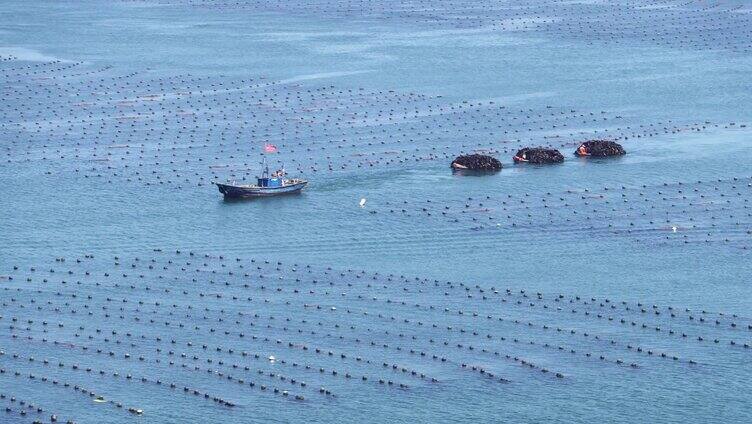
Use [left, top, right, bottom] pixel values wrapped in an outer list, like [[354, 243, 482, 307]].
[[1, 1, 751, 423]]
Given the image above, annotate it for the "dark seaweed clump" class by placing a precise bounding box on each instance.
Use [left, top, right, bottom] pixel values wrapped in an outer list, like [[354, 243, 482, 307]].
[[514, 147, 564, 164], [451, 154, 502, 171], [576, 140, 626, 157]]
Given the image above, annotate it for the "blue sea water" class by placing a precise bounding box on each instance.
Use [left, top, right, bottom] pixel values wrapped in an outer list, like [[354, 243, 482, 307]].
[[1, 0, 751, 423]]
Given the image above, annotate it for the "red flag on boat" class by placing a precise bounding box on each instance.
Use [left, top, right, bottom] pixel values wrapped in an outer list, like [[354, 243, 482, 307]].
[[264, 143, 278, 153]]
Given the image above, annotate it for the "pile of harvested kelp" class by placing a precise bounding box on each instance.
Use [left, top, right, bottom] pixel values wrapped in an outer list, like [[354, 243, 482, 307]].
[[575, 140, 626, 157], [513, 147, 564, 164], [451, 154, 502, 171]]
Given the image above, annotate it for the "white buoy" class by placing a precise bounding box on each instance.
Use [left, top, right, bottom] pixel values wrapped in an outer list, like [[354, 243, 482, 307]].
[[672, 226, 677, 233], [359, 198, 366, 208]]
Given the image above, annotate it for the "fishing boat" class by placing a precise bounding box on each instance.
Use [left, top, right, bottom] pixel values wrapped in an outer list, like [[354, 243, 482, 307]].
[[215, 161, 307, 199]]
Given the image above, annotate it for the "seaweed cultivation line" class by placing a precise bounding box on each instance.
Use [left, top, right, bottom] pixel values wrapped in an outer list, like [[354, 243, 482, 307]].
[[161, 0, 752, 53], [2, 55, 740, 191], [2, 250, 749, 422]]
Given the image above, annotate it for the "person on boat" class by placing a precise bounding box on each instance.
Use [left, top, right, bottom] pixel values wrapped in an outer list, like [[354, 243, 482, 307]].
[[513, 151, 529, 163], [577, 144, 590, 156], [451, 162, 468, 169]]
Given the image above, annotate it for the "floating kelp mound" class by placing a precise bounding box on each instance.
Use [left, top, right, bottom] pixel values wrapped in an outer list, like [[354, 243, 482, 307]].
[[451, 154, 502, 172], [575, 140, 626, 157], [513, 147, 564, 164]]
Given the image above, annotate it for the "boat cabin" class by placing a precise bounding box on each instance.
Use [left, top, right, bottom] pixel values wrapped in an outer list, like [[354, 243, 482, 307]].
[[257, 177, 283, 188]]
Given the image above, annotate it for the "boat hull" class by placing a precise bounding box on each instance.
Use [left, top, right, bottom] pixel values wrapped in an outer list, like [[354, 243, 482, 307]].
[[216, 181, 307, 198]]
